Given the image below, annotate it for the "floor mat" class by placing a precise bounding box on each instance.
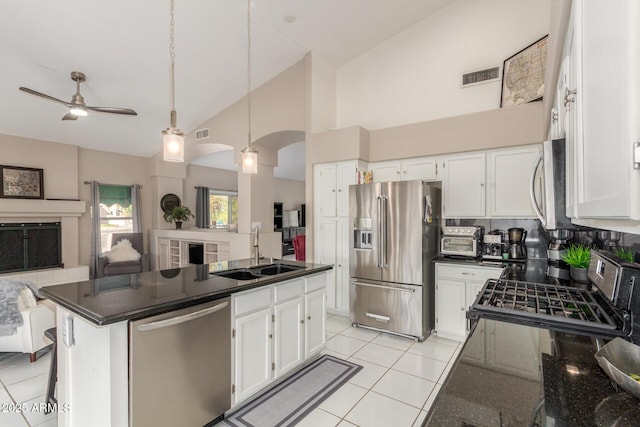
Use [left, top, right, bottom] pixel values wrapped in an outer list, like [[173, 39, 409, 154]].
[[223, 354, 362, 427]]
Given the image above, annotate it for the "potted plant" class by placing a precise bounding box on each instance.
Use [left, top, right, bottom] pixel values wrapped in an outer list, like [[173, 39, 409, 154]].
[[562, 244, 591, 282], [163, 206, 194, 229], [615, 247, 636, 263]]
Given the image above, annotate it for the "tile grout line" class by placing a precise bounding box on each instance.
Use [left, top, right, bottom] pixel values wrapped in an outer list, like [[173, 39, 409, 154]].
[[328, 321, 461, 426]]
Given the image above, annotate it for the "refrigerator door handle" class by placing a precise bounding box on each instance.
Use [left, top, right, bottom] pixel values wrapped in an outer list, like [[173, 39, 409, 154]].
[[381, 196, 388, 268], [365, 312, 391, 323], [377, 196, 383, 268]]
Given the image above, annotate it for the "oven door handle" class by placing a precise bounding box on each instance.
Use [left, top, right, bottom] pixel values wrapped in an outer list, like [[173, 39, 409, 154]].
[[352, 281, 415, 293]]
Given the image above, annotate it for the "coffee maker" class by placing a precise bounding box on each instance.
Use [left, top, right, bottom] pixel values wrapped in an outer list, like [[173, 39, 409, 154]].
[[508, 228, 527, 260], [547, 229, 573, 281]]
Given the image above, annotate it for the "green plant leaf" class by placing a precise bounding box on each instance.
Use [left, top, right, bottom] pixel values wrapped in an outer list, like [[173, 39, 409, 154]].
[[561, 244, 591, 269]]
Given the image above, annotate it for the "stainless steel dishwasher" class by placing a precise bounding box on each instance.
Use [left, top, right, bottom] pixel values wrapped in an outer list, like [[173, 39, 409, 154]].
[[129, 297, 231, 427]]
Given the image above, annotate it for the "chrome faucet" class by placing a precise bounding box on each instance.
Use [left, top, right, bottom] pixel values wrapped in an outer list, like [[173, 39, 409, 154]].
[[253, 226, 260, 265]]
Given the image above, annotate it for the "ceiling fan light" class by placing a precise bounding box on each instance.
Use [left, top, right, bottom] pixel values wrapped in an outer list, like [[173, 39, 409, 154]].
[[241, 145, 258, 174], [162, 129, 184, 162], [69, 106, 88, 117]]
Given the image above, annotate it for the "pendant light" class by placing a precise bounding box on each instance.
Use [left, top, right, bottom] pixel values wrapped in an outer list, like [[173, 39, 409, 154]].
[[241, 0, 258, 174], [162, 0, 184, 162]]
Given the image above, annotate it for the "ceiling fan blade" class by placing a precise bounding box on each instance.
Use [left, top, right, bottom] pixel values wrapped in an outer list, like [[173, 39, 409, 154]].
[[62, 112, 79, 121], [19, 87, 71, 107], [87, 106, 137, 116]]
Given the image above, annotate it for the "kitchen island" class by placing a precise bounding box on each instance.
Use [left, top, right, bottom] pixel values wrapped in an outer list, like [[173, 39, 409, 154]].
[[40, 259, 331, 427]]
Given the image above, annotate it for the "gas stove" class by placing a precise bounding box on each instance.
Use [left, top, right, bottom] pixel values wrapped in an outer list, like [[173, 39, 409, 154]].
[[470, 279, 629, 337], [468, 250, 640, 342]]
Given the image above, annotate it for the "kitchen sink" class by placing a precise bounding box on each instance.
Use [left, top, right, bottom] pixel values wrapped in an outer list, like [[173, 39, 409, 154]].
[[212, 269, 262, 280], [211, 263, 305, 280], [252, 264, 305, 276]]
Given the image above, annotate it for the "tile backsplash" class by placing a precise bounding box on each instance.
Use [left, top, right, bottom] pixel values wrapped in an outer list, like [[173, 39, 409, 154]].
[[445, 218, 640, 262]]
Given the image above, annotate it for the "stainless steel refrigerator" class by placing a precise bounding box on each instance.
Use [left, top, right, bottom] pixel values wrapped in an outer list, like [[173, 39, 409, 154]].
[[349, 180, 440, 341]]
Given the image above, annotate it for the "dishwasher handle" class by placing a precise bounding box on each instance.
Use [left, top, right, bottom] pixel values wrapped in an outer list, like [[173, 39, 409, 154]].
[[137, 301, 229, 332]]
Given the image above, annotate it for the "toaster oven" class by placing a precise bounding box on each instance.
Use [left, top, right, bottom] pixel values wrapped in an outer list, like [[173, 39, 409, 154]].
[[440, 226, 484, 258]]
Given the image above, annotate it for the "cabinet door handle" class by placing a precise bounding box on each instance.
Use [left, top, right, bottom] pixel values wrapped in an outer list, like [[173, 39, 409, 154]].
[[307, 316, 311, 320], [269, 334, 273, 339], [564, 88, 577, 107], [462, 272, 475, 276], [300, 320, 304, 324]]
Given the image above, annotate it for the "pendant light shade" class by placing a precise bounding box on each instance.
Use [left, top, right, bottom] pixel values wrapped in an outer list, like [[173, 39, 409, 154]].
[[162, 130, 184, 162], [241, 0, 258, 174], [241, 145, 258, 174], [162, 0, 184, 163]]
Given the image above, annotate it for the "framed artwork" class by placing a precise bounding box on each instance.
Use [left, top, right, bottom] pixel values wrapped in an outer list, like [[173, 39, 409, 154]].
[[500, 35, 548, 107], [0, 165, 44, 199]]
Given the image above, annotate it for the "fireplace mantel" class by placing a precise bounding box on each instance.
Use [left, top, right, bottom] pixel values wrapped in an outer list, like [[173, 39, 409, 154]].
[[0, 199, 86, 218], [0, 199, 86, 268]]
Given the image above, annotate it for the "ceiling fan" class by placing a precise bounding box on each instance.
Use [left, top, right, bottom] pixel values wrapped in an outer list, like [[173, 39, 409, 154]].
[[19, 71, 137, 120]]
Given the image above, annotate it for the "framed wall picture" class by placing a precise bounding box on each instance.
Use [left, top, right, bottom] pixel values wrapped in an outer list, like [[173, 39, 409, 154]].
[[0, 165, 44, 199], [500, 35, 548, 108]]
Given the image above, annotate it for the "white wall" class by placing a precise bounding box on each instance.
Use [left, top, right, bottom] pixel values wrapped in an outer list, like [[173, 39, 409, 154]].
[[182, 164, 238, 220], [274, 178, 305, 211], [336, 0, 551, 130]]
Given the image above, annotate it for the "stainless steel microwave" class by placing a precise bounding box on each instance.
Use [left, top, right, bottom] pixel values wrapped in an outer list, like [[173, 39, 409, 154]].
[[440, 226, 483, 258], [530, 139, 574, 231]]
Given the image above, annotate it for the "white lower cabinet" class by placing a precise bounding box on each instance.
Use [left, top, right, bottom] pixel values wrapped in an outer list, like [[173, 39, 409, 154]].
[[305, 288, 327, 357], [232, 272, 327, 406], [233, 308, 272, 403], [435, 263, 503, 341], [273, 297, 304, 378]]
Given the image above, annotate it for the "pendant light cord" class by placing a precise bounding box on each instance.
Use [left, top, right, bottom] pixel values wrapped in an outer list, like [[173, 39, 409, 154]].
[[247, 0, 252, 148], [169, 0, 177, 118]]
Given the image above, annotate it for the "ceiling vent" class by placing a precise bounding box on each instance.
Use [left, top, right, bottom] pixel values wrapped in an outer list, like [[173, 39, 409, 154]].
[[461, 66, 500, 87], [195, 128, 210, 140]]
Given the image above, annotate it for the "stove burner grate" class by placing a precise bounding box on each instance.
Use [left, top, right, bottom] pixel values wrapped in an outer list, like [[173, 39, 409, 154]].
[[473, 279, 620, 331]]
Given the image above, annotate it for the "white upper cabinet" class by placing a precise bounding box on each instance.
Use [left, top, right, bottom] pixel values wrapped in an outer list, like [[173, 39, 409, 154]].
[[314, 160, 363, 219], [370, 156, 438, 183], [370, 161, 401, 182], [443, 153, 486, 218], [487, 145, 540, 217], [565, 0, 640, 221]]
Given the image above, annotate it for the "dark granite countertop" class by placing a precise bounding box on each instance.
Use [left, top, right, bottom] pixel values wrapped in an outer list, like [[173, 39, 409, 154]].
[[40, 259, 331, 326], [425, 318, 640, 426]]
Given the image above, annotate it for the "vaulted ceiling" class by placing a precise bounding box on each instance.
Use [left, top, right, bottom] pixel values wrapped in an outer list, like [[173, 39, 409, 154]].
[[0, 0, 455, 179]]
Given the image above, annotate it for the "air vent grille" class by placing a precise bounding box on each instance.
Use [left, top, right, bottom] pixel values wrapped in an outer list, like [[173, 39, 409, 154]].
[[195, 128, 210, 140], [462, 67, 500, 87]]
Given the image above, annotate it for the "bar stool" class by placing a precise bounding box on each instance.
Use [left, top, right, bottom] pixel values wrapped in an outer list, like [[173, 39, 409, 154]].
[[44, 328, 57, 413]]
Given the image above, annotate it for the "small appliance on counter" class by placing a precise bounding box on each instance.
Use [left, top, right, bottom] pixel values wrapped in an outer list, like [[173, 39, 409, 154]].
[[482, 230, 506, 260], [507, 227, 527, 260], [596, 231, 622, 252], [440, 226, 484, 259], [547, 229, 574, 281]]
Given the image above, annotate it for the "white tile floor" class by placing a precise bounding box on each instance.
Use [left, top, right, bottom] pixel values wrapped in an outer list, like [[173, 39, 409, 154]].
[[300, 314, 461, 427], [0, 314, 461, 427], [0, 349, 57, 427]]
